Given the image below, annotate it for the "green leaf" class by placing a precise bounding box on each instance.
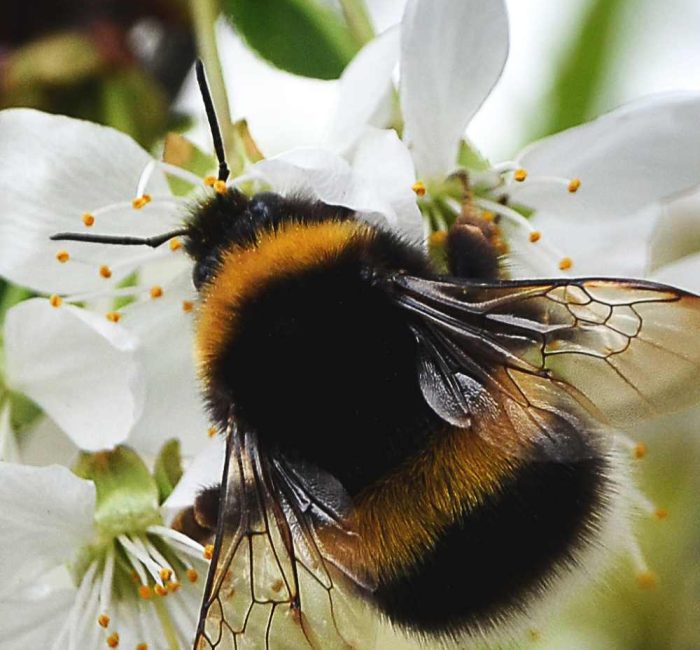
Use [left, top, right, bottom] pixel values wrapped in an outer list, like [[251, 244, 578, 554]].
[[153, 439, 184, 504], [529, 0, 629, 140], [221, 0, 360, 79]]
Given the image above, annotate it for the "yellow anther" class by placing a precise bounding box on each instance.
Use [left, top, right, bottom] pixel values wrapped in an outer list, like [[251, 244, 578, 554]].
[[204, 544, 215, 560], [655, 508, 669, 521], [633, 442, 648, 459], [429, 231, 448, 247], [481, 211, 495, 222], [82, 212, 95, 227], [182, 300, 194, 313], [203, 175, 217, 187], [636, 570, 658, 590], [568, 177, 581, 193], [529, 230, 541, 243], [558, 257, 573, 271], [150, 285, 163, 299], [97, 613, 110, 628], [132, 194, 152, 210], [213, 180, 227, 194], [513, 168, 528, 182], [136, 644, 149, 650], [207, 426, 217, 438], [186, 568, 199, 583], [56, 250, 70, 263], [167, 581, 182, 593], [106, 632, 120, 648], [154, 584, 168, 597], [411, 181, 427, 197], [49, 294, 62, 308], [99, 265, 112, 279], [138, 585, 152, 600], [169, 238, 182, 252], [159, 568, 172, 582], [106, 311, 121, 323]]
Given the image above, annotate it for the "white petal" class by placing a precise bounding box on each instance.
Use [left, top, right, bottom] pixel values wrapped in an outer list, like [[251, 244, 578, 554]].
[[514, 93, 700, 221], [120, 272, 210, 459], [162, 435, 226, 524], [326, 26, 401, 153], [241, 148, 399, 224], [0, 403, 18, 463], [4, 299, 144, 451], [650, 190, 700, 271], [400, 0, 509, 178], [652, 253, 700, 294], [16, 417, 79, 468], [0, 586, 75, 650], [351, 128, 424, 242], [0, 109, 180, 294], [0, 463, 95, 594], [529, 204, 659, 278]]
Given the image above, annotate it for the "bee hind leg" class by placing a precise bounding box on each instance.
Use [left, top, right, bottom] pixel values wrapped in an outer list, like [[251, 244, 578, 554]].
[[171, 484, 221, 545]]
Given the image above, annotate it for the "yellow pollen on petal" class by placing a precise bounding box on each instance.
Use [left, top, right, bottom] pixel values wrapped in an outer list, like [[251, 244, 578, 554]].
[[411, 181, 427, 197], [186, 568, 199, 583], [182, 300, 194, 313], [633, 442, 648, 459], [529, 230, 541, 243], [137, 644, 149, 650], [207, 426, 217, 438], [132, 194, 152, 210], [213, 180, 227, 194], [167, 581, 181, 593], [204, 544, 215, 560], [655, 508, 669, 521], [558, 257, 573, 271], [159, 568, 172, 582], [50, 294, 63, 308], [138, 585, 152, 600], [203, 175, 217, 187], [154, 584, 168, 597], [481, 211, 495, 222], [97, 613, 110, 628], [513, 168, 528, 182], [568, 177, 582, 193], [106, 632, 120, 648], [82, 212, 95, 227], [99, 265, 112, 279], [150, 285, 163, 299], [56, 250, 70, 263], [637, 570, 658, 590], [429, 231, 447, 247], [169, 238, 183, 252], [106, 311, 121, 323]]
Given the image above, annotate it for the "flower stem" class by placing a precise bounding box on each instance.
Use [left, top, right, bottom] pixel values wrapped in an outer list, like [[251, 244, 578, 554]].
[[190, 0, 244, 176], [339, 0, 375, 46]]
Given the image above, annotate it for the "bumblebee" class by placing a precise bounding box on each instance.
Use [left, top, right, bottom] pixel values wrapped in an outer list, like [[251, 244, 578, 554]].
[[52, 63, 700, 649]]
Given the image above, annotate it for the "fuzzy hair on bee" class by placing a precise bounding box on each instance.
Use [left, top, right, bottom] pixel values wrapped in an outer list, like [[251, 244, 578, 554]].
[[50, 63, 700, 650]]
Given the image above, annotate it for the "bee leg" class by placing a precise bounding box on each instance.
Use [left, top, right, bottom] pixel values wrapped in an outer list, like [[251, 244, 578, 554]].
[[171, 484, 221, 545], [446, 216, 501, 280]]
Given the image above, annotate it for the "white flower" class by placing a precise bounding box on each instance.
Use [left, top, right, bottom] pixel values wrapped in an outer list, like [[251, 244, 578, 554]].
[[0, 457, 209, 650]]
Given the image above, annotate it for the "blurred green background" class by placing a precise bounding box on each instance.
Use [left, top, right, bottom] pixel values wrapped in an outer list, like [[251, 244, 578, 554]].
[[2, 0, 700, 647]]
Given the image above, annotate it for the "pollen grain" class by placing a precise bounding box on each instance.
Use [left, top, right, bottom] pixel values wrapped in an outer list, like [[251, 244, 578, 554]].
[[558, 257, 573, 271], [214, 180, 227, 194], [150, 285, 163, 299], [49, 294, 63, 308], [186, 568, 199, 583], [99, 265, 112, 279], [182, 300, 194, 313], [412, 181, 427, 197], [82, 212, 95, 227], [56, 250, 70, 263], [529, 230, 541, 243], [633, 442, 648, 459], [514, 168, 528, 182], [132, 194, 152, 209], [568, 177, 582, 193], [169, 238, 183, 252], [203, 175, 216, 187], [106, 311, 121, 323], [204, 544, 215, 560], [138, 584, 152, 600], [106, 632, 120, 648], [97, 613, 110, 628]]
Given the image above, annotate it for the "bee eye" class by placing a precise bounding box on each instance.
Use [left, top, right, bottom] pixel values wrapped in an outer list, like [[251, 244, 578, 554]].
[[192, 254, 219, 290]]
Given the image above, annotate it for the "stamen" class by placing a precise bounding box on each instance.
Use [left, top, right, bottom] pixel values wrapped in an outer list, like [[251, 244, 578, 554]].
[[99, 546, 115, 619], [157, 161, 203, 187], [167, 581, 182, 593], [207, 426, 217, 438], [558, 257, 573, 271], [98, 614, 110, 628], [513, 168, 528, 182], [99, 265, 112, 279], [186, 568, 199, 583], [529, 230, 541, 243], [655, 508, 669, 521], [412, 181, 427, 197], [159, 568, 172, 582], [147, 525, 206, 558], [106, 311, 121, 323], [154, 584, 169, 597], [568, 177, 582, 193], [203, 176, 216, 187], [481, 210, 495, 222], [50, 294, 63, 308], [106, 631, 120, 648], [137, 644, 149, 650], [132, 195, 152, 210], [136, 161, 157, 199], [182, 300, 194, 313], [82, 213, 96, 227], [203, 544, 214, 560], [213, 180, 227, 194], [138, 585, 153, 600], [634, 442, 648, 459], [56, 250, 70, 263], [149, 286, 163, 299], [87, 196, 186, 219], [169, 238, 183, 252], [119, 535, 166, 586]]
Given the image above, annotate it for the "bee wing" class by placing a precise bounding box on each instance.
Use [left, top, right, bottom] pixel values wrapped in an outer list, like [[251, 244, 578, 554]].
[[383, 273, 700, 459], [194, 420, 376, 650]]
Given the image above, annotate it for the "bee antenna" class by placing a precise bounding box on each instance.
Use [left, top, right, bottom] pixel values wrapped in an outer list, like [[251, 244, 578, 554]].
[[50, 228, 189, 248], [195, 59, 230, 184]]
